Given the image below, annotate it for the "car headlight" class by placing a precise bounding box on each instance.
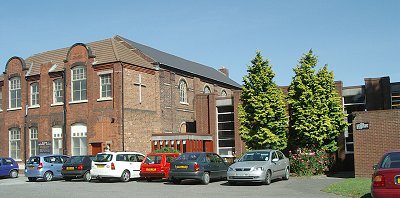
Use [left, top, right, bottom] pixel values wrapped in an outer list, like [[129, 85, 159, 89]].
[[228, 167, 235, 171], [251, 167, 264, 171]]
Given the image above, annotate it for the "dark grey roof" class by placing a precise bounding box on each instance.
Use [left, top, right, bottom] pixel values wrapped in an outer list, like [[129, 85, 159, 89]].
[[117, 36, 241, 89]]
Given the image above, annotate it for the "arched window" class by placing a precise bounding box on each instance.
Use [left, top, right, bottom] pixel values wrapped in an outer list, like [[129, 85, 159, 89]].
[[204, 85, 211, 94], [221, 90, 227, 96], [9, 77, 21, 109], [180, 122, 187, 133], [71, 66, 87, 101], [179, 79, 187, 103], [71, 123, 87, 155]]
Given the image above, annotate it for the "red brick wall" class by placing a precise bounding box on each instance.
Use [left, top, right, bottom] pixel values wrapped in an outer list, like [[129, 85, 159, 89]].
[[353, 109, 400, 177]]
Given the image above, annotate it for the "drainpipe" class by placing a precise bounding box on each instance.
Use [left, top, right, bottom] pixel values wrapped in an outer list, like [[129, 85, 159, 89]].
[[121, 62, 125, 151], [24, 77, 28, 165], [62, 68, 67, 155]]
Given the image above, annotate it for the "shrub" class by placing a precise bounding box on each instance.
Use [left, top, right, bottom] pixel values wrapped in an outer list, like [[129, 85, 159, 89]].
[[152, 147, 179, 154], [289, 147, 333, 176]]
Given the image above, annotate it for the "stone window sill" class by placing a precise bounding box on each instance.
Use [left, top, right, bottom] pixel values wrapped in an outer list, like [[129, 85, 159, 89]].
[[51, 103, 64, 107], [97, 98, 112, 102], [69, 100, 88, 104], [7, 107, 22, 111]]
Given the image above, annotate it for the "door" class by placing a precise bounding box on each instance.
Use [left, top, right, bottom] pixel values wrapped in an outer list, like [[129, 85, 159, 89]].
[[270, 151, 281, 179], [91, 143, 102, 155], [0, 158, 10, 176], [53, 156, 64, 177], [212, 154, 228, 178]]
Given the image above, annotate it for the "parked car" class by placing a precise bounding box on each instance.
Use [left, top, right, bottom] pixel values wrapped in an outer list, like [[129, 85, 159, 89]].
[[140, 153, 180, 181], [227, 149, 290, 185], [0, 157, 19, 178], [168, 152, 228, 185], [371, 150, 400, 198], [91, 151, 145, 182], [61, 155, 95, 181], [25, 155, 69, 182]]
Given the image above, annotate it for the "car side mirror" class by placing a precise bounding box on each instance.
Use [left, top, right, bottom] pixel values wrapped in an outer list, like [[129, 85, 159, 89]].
[[373, 164, 378, 170], [272, 158, 279, 162]]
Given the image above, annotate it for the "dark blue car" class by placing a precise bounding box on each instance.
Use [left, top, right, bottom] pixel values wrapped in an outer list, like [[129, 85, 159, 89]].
[[0, 157, 19, 178]]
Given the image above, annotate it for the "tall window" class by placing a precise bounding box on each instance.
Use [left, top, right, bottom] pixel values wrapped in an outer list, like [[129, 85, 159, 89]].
[[31, 82, 40, 106], [53, 79, 63, 104], [72, 66, 87, 101], [30, 128, 38, 156], [52, 127, 63, 154], [179, 79, 187, 103], [204, 85, 211, 94], [71, 124, 87, 155], [9, 77, 21, 109], [0, 89, 3, 110], [100, 74, 112, 98], [9, 128, 20, 159]]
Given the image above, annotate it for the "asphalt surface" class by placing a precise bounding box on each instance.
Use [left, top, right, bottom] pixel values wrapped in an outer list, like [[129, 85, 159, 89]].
[[0, 175, 345, 198]]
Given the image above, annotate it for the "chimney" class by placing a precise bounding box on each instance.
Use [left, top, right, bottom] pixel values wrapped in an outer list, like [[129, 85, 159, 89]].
[[219, 66, 229, 77]]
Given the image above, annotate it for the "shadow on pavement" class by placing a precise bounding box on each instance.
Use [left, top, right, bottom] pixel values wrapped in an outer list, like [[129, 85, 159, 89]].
[[326, 171, 355, 178]]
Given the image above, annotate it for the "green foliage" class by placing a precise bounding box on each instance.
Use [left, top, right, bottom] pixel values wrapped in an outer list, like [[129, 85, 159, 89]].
[[287, 50, 347, 153], [239, 51, 289, 150], [322, 178, 371, 198], [288, 147, 333, 176], [152, 147, 179, 154]]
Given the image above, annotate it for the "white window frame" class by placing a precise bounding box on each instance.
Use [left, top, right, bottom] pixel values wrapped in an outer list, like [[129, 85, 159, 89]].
[[9, 128, 21, 160], [9, 77, 21, 110], [52, 79, 63, 105], [30, 82, 40, 107], [179, 79, 188, 104], [99, 73, 112, 100], [204, 85, 211, 94], [71, 124, 87, 156], [30, 127, 38, 157], [221, 89, 227, 96], [71, 66, 87, 103], [52, 127, 63, 154]]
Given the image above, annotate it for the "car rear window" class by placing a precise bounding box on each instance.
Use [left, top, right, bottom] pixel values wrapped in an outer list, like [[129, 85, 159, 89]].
[[27, 157, 40, 164], [175, 153, 201, 161], [94, 154, 113, 162], [380, 152, 400, 169], [144, 156, 162, 164], [67, 156, 85, 164]]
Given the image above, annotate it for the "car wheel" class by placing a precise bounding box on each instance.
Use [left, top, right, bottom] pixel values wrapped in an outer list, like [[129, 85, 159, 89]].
[[120, 170, 130, 182], [83, 171, 91, 182], [43, 171, 53, 182], [228, 181, 236, 185], [283, 167, 290, 180], [28, 177, 37, 182], [9, 170, 18, 178], [264, 170, 271, 185], [201, 172, 210, 185], [64, 177, 72, 181], [171, 178, 181, 184]]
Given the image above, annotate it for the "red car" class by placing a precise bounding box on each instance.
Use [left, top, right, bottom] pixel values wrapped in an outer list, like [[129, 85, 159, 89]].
[[371, 151, 400, 198], [140, 153, 180, 181]]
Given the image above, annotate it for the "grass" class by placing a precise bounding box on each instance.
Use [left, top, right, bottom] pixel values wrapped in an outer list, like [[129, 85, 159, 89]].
[[322, 177, 372, 198]]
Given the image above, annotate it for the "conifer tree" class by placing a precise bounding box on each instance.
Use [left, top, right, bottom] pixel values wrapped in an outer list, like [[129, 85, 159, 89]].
[[239, 51, 289, 150]]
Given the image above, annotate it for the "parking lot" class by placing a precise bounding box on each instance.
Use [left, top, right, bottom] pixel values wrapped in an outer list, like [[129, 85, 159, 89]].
[[0, 175, 344, 198]]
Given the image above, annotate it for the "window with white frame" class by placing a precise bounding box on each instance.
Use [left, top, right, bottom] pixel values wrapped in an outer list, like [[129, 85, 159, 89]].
[[9, 128, 20, 159], [31, 82, 40, 106], [9, 77, 21, 109], [30, 127, 38, 156], [204, 85, 211, 94], [72, 66, 87, 101], [71, 124, 87, 155], [52, 127, 63, 154], [53, 79, 63, 104], [179, 79, 187, 103], [100, 74, 112, 99]]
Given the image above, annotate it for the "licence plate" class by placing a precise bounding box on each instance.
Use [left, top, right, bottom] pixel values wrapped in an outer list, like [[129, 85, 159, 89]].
[[146, 168, 156, 171], [96, 164, 105, 168], [176, 165, 188, 169], [66, 167, 74, 171], [28, 166, 34, 169]]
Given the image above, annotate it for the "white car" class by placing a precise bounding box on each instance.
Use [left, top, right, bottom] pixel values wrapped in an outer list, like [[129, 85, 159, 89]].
[[91, 151, 145, 182]]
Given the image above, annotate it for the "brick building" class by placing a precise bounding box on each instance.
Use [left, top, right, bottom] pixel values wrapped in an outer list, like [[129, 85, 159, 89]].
[[0, 35, 243, 166]]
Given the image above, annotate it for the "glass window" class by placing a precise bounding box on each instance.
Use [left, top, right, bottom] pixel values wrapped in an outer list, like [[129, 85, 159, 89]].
[[72, 66, 87, 101], [71, 124, 87, 155], [30, 128, 38, 157], [9, 128, 21, 159], [179, 79, 187, 103], [52, 127, 63, 154], [221, 90, 227, 96], [392, 91, 400, 109], [204, 85, 211, 94], [100, 74, 112, 98], [0, 89, 3, 110], [9, 77, 21, 109], [31, 82, 40, 106], [53, 79, 63, 104]]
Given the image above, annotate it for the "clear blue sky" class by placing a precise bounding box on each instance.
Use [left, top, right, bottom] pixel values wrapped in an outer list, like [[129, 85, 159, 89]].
[[0, 0, 399, 87]]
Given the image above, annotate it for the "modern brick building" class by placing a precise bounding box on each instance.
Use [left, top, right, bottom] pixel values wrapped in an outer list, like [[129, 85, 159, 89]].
[[0, 35, 243, 167]]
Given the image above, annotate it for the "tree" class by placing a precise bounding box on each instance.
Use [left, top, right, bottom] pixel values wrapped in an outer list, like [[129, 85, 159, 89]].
[[239, 51, 289, 150], [287, 50, 347, 153]]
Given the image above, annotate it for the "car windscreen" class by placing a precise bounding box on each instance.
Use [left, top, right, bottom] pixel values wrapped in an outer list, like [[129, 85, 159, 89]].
[[144, 156, 162, 164], [239, 152, 270, 162], [27, 157, 40, 164], [93, 154, 113, 162], [66, 156, 85, 164], [380, 152, 400, 169], [175, 153, 201, 161]]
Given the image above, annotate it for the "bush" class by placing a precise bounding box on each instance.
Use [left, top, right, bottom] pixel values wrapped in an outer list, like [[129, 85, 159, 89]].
[[152, 147, 179, 154], [289, 147, 333, 176]]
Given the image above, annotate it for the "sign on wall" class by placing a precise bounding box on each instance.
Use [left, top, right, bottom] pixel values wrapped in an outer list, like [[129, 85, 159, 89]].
[[356, 122, 369, 130], [38, 141, 52, 155]]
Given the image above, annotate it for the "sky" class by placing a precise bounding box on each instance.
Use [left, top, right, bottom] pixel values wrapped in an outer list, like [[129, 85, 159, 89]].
[[0, 0, 399, 87]]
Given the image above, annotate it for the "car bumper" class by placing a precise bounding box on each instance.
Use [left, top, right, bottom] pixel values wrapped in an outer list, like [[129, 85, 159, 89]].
[[372, 188, 400, 198], [227, 171, 266, 182], [140, 172, 166, 178], [61, 170, 87, 178], [168, 171, 203, 180], [24, 169, 44, 178]]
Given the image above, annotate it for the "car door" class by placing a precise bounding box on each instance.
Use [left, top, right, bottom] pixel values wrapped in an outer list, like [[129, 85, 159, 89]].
[[276, 151, 288, 176], [270, 151, 281, 179], [126, 154, 143, 178], [213, 154, 228, 178], [53, 156, 64, 177], [205, 153, 217, 178], [0, 158, 7, 176]]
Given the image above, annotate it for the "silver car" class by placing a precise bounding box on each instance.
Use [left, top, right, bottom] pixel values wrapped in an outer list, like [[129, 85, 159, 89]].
[[227, 149, 289, 185]]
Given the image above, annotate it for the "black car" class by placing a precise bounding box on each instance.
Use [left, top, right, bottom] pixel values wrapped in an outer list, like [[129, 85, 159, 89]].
[[61, 155, 95, 181], [168, 152, 228, 185]]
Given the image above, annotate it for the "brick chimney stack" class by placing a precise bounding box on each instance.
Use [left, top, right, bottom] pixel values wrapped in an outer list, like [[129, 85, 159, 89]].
[[219, 66, 229, 77]]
